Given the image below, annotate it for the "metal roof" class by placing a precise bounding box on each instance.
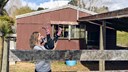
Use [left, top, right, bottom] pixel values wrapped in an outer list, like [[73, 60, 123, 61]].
[[79, 7, 128, 32], [16, 4, 97, 19]]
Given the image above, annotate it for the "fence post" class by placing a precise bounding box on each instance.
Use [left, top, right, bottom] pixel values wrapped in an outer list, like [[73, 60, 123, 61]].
[[0, 31, 4, 72], [1, 38, 10, 72], [0, 37, 2, 71], [99, 59, 105, 72]]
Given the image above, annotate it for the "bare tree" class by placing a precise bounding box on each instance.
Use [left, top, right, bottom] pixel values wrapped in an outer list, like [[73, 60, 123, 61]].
[[0, 0, 9, 15], [68, 0, 109, 13], [4, 0, 22, 17]]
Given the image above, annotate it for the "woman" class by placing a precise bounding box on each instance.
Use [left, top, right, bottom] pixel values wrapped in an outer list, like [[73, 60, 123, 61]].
[[29, 27, 62, 72]]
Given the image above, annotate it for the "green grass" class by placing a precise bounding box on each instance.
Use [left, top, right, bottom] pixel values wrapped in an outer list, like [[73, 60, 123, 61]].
[[117, 31, 128, 46], [51, 61, 89, 71]]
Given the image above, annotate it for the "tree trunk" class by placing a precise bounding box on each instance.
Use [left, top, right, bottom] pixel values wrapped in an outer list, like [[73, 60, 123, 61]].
[[0, 0, 9, 15], [0, 7, 3, 15]]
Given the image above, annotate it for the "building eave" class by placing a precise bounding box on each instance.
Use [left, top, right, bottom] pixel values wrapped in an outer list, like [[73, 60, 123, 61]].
[[16, 4, 97, 19]]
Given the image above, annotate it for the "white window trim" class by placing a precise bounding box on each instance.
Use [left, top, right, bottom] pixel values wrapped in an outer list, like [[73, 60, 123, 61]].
[[68, 25, 71, 40]]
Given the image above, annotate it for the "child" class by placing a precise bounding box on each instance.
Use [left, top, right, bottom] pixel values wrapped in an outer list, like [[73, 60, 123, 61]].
[[41, 26, 62, 49]]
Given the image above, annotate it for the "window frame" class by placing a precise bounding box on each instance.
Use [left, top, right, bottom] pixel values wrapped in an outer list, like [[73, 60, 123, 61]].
[[51, 24, 85, 40]]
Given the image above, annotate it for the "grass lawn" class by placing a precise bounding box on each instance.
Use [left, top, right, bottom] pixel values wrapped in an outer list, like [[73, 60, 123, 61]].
[[51, 61, 89, 71], [10, 61, 90, 72], [117, 31, 128, 47]]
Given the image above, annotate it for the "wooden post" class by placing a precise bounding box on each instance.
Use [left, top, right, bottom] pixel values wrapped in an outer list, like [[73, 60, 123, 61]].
[[7, 38, 10, 72], [75, 25, 76, 38], [99, 59, 105, 72], [0, 37, 3, 71], [0, 32, 3, 71], [99, 21, 106, 72], [68, 25, 71, 40], [84, 25, 87, 49], [51, 25, 54, 38], [1, 38, 10, 72]]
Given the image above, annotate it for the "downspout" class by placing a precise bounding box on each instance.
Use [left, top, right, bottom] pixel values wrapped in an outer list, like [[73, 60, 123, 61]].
[[77, 0, 80, 20]]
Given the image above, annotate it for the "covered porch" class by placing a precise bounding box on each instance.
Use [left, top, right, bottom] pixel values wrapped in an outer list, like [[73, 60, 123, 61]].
[[78, 7, 128, 50], [78, 7, 128, 72]]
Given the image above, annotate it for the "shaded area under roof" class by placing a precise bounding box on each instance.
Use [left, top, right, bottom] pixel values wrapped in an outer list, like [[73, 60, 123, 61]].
[[78, 7, 128, 32]]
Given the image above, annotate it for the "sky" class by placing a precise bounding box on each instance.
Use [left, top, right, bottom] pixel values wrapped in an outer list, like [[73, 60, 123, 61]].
[[21, 0, 70, 10], [20, 0, 128, 11], [101, 0, 128, 11], [4, 0, 128, 14]]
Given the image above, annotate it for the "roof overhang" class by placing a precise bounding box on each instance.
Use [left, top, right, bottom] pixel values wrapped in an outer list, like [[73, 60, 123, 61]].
[[78, 8, 128, 32], [16, 4, 97, 19]]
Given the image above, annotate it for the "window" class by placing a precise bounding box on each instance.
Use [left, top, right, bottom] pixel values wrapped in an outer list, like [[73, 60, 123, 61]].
[[71, 25, 85, 38], [52, 24, 85, 39]]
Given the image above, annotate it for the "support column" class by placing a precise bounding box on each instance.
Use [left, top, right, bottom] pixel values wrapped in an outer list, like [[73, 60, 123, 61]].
[[100, 21, 106, 50], [99, 21, 106, 72], [84, 25, 87, 49], [68, 25, 71, 40]]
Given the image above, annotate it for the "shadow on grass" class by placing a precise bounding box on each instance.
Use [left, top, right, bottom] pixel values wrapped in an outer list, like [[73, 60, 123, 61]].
[[80, 61, 99, 71], [80, 61, 128, 71]]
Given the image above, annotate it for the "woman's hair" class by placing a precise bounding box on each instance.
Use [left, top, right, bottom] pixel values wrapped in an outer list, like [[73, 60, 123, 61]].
[[29, 31, 39, 49]]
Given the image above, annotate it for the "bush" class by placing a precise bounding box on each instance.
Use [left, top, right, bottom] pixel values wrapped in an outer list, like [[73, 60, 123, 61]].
[[0, 15, 14, 37]]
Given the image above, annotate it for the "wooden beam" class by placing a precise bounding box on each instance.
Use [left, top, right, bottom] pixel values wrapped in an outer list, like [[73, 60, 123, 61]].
[[50, 21, 78, 25], [79, 8, 128, 21], [10, 50, 128, 61], [79, 14, 128, 21], [86, 21, 114, 30]]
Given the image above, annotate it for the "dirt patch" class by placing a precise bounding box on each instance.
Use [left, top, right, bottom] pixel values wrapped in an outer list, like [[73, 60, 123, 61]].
[[10, 61, 89, 72], [10, 62, 35, 72]]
